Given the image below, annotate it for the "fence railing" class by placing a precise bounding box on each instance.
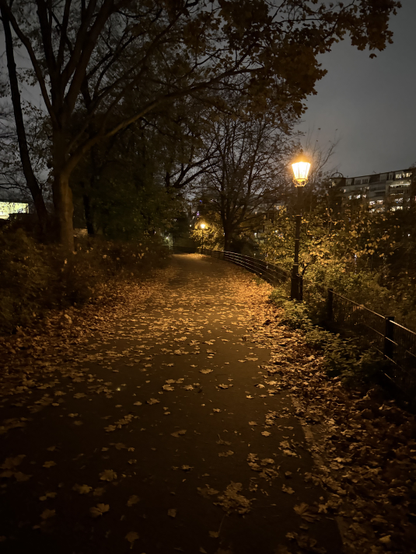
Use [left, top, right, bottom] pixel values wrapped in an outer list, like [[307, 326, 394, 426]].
[[205, 248, 290, 286], [203, 249, 416, 386]]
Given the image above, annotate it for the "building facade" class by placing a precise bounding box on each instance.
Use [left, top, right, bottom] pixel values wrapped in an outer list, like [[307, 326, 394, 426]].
[[332, 168, 416, 211]]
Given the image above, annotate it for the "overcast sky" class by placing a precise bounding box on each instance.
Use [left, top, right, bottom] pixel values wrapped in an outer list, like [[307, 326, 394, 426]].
[[297, 0, 416, 178]]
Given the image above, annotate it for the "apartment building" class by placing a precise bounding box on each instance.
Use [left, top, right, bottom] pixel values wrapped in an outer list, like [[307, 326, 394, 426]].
[[332, 168, 416, 211]]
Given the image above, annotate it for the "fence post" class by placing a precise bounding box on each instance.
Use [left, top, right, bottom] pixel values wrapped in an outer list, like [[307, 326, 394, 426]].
[[327, 288, 333, 322], [384, 316, 395, 359]]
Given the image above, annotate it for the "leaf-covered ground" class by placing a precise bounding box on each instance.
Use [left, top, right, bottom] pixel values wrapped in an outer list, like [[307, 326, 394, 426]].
[[0, 254, 415, 554]]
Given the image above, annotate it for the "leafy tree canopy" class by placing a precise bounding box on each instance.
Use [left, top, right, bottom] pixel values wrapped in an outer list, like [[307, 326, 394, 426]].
[[0, 0, 401, 250]]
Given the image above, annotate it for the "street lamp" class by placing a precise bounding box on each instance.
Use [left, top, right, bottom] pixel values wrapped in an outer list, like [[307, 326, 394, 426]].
[[200, 223, 206, 252], [290, 155, 311, 300]]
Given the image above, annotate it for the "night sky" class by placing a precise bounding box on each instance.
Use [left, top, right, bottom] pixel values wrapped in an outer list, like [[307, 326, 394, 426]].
[[298, 0, 416, 178]]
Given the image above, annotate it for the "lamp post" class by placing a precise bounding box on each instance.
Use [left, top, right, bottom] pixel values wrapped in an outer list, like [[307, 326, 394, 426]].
[[200, 223, 206, 252], [290, 156, 311, 301]]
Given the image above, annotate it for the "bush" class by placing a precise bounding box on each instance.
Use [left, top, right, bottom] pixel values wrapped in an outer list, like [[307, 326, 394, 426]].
[[270, 286, 388, 387], [0, 229, 57, 333], [0, 229, 169, 334]]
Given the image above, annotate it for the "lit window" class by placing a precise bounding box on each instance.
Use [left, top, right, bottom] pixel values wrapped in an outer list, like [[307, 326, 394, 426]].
[[0, 201, 29, 219]]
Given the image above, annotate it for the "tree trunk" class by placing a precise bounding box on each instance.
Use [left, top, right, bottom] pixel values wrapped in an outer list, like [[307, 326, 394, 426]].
[[1, 6, 49, 235], [53, 171, 74, 252], [223, 228, 232, 251], [52, 130, 74, 252]]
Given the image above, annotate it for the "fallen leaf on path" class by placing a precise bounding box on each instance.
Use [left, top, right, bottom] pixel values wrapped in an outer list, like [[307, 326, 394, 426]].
[[125, 531, 139, 549], [127, 495, 140, 507], [168, 508, 177, 518], [1, 455, 25, 469], [294, 503, 319, 522], [216, 438, 231, 445], [73, 484, 92, 494], [99, 469, 117, 482], [171, 430, 187, 438], [90, 504, 110, 517], [218, 450, 234, 457], [215, 482, 251, 515], [198, 486, 219, 498], [39, 492, 57, 500], [40, 509, 56, 520], [147, 398, 160, 405]]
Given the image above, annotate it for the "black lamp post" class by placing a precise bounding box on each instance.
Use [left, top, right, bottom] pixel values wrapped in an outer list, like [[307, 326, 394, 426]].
[[200, 223, 206, 252], [290, 157, 311, 301]]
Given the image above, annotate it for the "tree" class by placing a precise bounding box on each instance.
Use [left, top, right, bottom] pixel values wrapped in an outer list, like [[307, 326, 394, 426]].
[[193, 105, 296, 250], [70, 116, 185, 239], [0, 0, 401, 251], [0, 4, 49, 233]]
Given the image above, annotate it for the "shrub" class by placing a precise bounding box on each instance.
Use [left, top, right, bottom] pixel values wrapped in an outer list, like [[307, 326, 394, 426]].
[[0, 229, 56, 333], [0, 229, 169, 334], [270, 285, 388, 388]]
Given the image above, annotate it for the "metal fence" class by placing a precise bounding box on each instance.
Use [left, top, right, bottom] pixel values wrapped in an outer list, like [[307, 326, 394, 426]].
[[203, 249, 290, 287], [203, 249, 416, 381]]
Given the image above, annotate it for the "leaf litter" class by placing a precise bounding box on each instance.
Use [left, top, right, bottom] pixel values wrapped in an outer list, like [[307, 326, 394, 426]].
[[0, 257, 415, 552]]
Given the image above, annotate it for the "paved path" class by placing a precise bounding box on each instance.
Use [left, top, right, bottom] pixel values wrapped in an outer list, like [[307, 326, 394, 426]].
[[0, 255, 343, 553]]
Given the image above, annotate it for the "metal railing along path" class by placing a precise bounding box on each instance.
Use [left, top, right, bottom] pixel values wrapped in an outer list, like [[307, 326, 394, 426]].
[[202, 249, 290, 286], [201, 248, 416, 381]]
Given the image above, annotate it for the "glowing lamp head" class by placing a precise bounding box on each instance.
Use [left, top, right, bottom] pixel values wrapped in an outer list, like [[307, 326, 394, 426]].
[[200, 223, 206, 229], [291, 156, 311, 187]]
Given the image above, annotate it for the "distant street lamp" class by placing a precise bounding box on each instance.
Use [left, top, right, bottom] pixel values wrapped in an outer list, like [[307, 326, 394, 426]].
[[290, 155, 311, 300], [200, 222, 206, 252]]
